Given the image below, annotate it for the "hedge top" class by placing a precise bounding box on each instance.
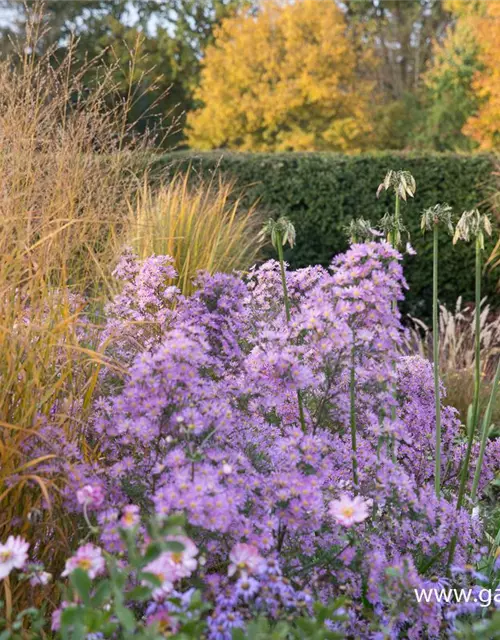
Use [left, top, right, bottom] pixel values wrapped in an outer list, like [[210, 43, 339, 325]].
[[155, 151, 498, 317]]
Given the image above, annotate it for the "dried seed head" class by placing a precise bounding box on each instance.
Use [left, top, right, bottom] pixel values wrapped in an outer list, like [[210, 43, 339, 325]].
[[344, 218, 382, 244], [377, 170, 416, 201], [262, 216, 297, 250], [420, 203, 454, 234], [379, 212, 408, 249], [453, 209, 492, 249]]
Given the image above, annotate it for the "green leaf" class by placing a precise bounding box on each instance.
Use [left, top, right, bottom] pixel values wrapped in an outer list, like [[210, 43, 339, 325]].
[[91, 580, 111, 608], [70, 568, 92, 605], [140, 571, 162, 587], [163, 540, 185, 553], [164, 512, 186, 526], [142, 542, 163, 564], [127, 585, 153, 601], [114, 602, 136, 631]]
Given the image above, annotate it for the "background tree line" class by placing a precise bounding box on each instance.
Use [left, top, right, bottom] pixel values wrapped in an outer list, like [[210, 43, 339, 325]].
[[0, 0, 498, 151]]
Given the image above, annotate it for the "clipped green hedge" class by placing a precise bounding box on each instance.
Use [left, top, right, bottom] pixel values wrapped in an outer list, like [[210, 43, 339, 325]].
[[155, 151, 498, 317]]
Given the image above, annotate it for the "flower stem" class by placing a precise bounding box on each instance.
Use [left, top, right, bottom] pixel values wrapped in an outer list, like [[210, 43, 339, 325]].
[[388, 191, 400, 459], [448, 235, 482, 566], [471, 359, 500, 503], [350, 339, 359, 487], [394, 192, 400, 239], [83, 502, 99, 535], [276, 234, 306, 433], [276, 238, 291, 323], [433, 224, 442, 497], [456, 235, 482, 510], [389, 192, 400, 247], [3, 576, 12, 624]]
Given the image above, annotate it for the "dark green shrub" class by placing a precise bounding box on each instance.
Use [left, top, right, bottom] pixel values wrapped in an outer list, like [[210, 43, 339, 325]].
[[155, 151, 498, 317]]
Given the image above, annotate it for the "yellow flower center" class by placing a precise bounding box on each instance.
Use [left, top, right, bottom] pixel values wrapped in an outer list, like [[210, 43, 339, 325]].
[[341, 506, 354, 518]]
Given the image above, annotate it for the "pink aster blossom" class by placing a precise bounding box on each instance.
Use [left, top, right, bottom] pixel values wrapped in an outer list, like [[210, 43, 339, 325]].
[[119, 504, 140, 529], [51, 608, 62, 632], [0, 536, 29, 579], [143, 554, 177, 598], [165, 536, 198, 577], [143, 536, 198, 599], [62, 543, 105, 579], [228, 543, 266, 577], [30, 570, 52, 586], [76, 484, 105, 510], [51, 602, 70, 632], [146, 608, 178, 634], [328, 494, 372, 527]]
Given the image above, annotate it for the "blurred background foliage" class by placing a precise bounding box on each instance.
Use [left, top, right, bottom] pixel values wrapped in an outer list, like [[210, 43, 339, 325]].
[[0, 0, 499, 152]]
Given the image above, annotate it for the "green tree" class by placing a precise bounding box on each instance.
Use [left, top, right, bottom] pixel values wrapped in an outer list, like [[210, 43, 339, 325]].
[[344, 0, 453, 150], [418, 17, 482, 151]]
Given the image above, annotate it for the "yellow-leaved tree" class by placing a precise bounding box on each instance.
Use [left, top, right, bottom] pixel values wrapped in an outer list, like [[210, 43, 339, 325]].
[[462, 2, 500, 150], [187, 0, 374, 152]]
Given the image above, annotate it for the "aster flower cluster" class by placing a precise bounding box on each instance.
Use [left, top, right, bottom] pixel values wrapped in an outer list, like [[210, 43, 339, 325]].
[[6, 240, 500, 638], [102, 249, 180, 358], [54, 240, 497, 638]]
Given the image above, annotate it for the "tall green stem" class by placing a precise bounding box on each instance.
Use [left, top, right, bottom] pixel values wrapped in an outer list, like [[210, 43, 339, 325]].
[[433, 225, 442, 497], [350, 339, 359, 487], [276, 238, 291, 323], [456, 235, 482, 509], [449, 235, 482, 566], [471, 359, 500, 503], [395, 192, 400, 230], [388, 192, 400, 460], [389, 192, 400, 247], [276, 234, 306, 432]]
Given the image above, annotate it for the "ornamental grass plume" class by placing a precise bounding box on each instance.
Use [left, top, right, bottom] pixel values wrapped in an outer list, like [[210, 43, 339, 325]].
[[0, 6, 155, 603], [406, 297, 500, 423], [421, 203, 454, 497], [128, 171, 263, 296], [471, 359, 500, 503]]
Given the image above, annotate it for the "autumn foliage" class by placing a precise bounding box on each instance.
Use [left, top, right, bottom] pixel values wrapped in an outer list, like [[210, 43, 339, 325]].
[[187, 0, 374, 152], [462, 2, 500, 150]]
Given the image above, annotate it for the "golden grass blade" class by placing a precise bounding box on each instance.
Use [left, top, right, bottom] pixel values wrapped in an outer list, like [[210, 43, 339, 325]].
[[127, 169, 263, 295]]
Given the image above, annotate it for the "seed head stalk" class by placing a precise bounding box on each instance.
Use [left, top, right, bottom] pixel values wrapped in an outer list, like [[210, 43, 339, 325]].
[[455, 234, 482, 511], [275, 231, 307, 432], [377, 170, 416, 462], [391, 192, 400, 248], [276, 235, 291, 323], [421, 204, 454, 498], [350, 337, 359, 487], [388, 191, 401, 462], [263, 217, 306, 433], [448, 209, 492, 567], [432, 224, 442, 497]]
